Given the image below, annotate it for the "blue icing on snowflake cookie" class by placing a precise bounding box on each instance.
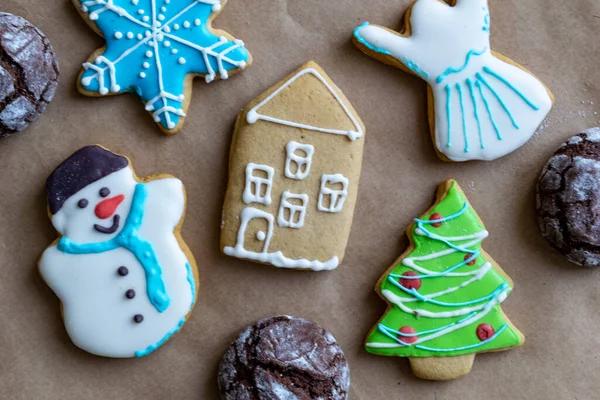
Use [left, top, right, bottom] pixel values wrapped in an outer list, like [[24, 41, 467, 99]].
[[77, 0, 251, 133]]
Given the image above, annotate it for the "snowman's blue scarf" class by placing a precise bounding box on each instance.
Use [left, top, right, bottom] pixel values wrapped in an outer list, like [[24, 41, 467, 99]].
[[57, 183, 170, 313]]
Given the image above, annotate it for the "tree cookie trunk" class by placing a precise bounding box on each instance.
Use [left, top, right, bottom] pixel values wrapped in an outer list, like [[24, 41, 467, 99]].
[[409, 354, 475, 381]]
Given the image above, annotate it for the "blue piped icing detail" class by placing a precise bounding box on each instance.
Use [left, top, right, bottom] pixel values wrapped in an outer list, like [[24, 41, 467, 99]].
[[445, 84, 452, 147], [401, 57, 429, 79], [134, 262, 196, 357], [475, 79, 502, 140], [466, 78, 485, 149], [353, 22, 391, 55], [483, 67, 539, 110], [58, 184, 170, 313], [476, 72, 519, 129], [456, 82, 469, 153], [436, 47, 488, 84]]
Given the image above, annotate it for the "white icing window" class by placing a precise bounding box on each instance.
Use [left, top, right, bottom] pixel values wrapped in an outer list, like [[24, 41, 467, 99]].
[[318, 174, 349, 213], [285, 141, 315, 180], [243, 163, 274, 205], [278, 191, 309, 229]]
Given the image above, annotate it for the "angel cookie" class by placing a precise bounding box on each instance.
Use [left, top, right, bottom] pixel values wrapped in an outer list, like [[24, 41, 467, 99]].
[[353, 0, 553, 162], [221, 61, 365, 271], [74, 0, 251, 134], [39, 146, 198, 357]]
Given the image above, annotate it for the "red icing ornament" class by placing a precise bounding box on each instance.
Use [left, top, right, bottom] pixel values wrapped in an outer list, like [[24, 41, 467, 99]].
[[476, 324, 495, 341], [399, 271, 422, 290], [429, 213, 444, 227], [399, 326, 418, 344], [464, 253, 477, 266]]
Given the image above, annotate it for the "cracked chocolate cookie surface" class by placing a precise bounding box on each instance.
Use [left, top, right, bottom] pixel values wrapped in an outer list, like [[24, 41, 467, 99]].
[[0, 13, 59, 138], [537, 128, 600, 267], [218, 316, 350, 400]]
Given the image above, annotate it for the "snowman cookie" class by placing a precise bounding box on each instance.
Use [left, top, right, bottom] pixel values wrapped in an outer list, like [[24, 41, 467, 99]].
[[353, 0, 554, 162], [39, 145, 198, 358]]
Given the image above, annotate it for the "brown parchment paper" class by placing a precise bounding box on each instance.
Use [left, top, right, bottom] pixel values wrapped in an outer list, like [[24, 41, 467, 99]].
[[1, 0, 600, 399]]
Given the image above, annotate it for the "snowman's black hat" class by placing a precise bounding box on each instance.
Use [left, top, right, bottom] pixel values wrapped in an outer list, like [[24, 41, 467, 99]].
[[46, 145, 129, 214]]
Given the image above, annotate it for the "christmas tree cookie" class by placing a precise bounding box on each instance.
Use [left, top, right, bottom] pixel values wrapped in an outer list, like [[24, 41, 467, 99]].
[[74, 0, 251, 134], [365, 180, 523, 380]]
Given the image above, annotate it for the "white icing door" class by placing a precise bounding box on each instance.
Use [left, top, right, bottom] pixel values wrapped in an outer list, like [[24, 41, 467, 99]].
[[237, 207, 274, 254]]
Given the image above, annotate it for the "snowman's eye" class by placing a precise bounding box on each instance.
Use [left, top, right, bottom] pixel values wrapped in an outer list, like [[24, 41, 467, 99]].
[[99, 187, 110, 197], [77, 199, 89, 209]]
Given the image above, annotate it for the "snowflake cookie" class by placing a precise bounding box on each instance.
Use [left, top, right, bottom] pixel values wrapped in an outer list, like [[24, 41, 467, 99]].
[[74, 0, 251, 134]]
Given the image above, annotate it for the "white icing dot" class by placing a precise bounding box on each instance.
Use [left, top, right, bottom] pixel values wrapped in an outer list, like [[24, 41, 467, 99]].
[[163, 26, 171, 33], [178, 57, 186, 65], [167, 121, 176, 129], [157, 33, 165, 41], [143, 62, 150, 68], [212, 3, 221, 11], [89, 13, 99, 21], [158, 14, 165, 21], [149, 41, 155, 46], [161, 6, 167, 12], [138, 9, 144, 15], [171, 48, 178, 54], [194, 19, 201, 26], [142, 16, 150, 22], [136, 33, 143, 40], [99, 87, 109, 95], [127, 32, 134, 39], [145, 51, 153, 58], [82, 6, 89, 12], [132, 0, 139, 4], [183, 21, 190, 28], [114, 32, 123, 39], [111, 84, 121, 93], [163, 40, 171, 47], [256, 231, 266, 241], [165, 0, 170, 3], [154, 21, 161, 27], [145, 31, 152, 37], [173, 24, 180, 30]]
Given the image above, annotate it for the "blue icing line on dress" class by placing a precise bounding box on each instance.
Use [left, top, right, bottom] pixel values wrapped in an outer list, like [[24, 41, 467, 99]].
[[135, 262, 196, 357], [57, 183, 170, 313], [476, 72, 519, 129], [466, 78, 485, 149], [77, 0, 250, 131], [456, 82, 469, 153], [475, 80, 502, 140], [445, 84, 452, 147], [353, 22, 391, 55], [436, 47, 488, 84], [483, 66, 539, 110], [415, 324, 508, 352]]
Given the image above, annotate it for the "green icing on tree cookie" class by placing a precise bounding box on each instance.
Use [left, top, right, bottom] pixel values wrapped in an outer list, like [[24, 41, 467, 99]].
[[365, 180, 523, 358]]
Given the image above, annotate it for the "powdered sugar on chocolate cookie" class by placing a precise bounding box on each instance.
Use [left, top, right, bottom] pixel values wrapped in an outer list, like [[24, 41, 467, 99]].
[[537, 128, 600, 267], [218, 316, 350, 400], [0, 13, 59, 138]]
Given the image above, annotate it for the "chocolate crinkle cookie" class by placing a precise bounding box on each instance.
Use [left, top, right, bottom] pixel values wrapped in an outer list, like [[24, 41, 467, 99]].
[[218, 316, 350, 400], [537, 128, 600, 267], [0, 13, 59, 138]]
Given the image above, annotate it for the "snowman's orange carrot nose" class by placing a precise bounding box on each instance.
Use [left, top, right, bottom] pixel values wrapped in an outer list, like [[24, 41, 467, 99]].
[[95, 195, 125, 219]]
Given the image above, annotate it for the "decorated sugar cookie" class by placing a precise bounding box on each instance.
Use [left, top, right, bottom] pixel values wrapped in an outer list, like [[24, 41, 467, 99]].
[[353, 0, 554, 162], [39, 145, 198, 358], [220, 61, 365, 271], [74, 0, 251, 134], [365, 180, 524, 380]]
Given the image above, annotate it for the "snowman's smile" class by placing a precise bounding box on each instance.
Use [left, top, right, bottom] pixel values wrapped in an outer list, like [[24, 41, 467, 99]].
[[94, 214, 121, 234]]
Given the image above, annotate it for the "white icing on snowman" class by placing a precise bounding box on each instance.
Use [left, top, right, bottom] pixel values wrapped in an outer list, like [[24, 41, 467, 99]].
[[354, 0, 553, 162], [40, 163, 196, 358]]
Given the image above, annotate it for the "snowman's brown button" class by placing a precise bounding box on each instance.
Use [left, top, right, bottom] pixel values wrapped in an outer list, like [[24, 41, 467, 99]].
[[133, 314, 144, 323], [117, 266, 129, 276], [125, 289, 136, 299]]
